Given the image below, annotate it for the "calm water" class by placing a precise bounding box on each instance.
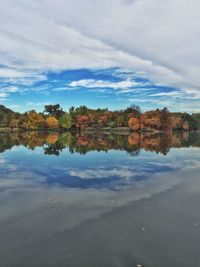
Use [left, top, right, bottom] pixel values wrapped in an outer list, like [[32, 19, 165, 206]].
[[1, 131, 200, 267]]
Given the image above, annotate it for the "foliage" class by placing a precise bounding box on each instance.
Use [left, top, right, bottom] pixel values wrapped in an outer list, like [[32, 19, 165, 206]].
[[20, 111, 46, 129], [59, 114, 73, 129], [44, 104, 64, 118], [160, 107, 172, 132], [128, 117, 140, 131], [123, 104, 141, 116], [46, 116, 59, 129], [46, 133, 59, 144], [2, 131, 200, 157], [0, 104, 200, 132], [0, 105, 17, 127], [116, 115, 125, 127]]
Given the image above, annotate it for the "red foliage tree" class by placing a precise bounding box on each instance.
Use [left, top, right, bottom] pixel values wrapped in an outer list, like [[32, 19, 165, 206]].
[[76, 115, 91, 129]]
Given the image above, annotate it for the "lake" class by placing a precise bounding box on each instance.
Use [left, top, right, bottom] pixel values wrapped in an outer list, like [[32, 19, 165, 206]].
[[0, 131, 200, 267]]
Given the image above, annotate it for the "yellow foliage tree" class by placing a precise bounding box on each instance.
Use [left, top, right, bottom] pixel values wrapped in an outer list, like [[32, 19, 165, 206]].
[[21, 112, 46, 129]]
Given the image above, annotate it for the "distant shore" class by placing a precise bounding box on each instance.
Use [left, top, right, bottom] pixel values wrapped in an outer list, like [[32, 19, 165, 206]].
[[1, 104, 200, 133]]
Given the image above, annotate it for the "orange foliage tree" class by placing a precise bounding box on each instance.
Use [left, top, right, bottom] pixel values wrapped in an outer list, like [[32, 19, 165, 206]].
[[128, 117, 140, 131], [46, 116, 59, 129]]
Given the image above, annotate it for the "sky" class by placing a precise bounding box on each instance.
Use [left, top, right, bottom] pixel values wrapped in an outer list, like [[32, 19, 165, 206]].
[[0, 0, 200, 113]]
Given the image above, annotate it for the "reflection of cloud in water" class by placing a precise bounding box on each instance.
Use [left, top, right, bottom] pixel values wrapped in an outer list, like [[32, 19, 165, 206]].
[[0, 168, 195, 233], [1, 145, 200, 266], [0, 155, 46, 189], [0, 146, 200, 240], [0, 156, 6, 164], [0, 148, 194, 191], [0, 171, 46, 189], [69, 168, 136, 179], [0, 159, 5, 164]]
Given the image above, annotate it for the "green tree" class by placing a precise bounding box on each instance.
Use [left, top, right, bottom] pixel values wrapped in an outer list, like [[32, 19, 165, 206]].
[[59, 114, 73, 129], [44, 104, 64, 118], [69, 106, 75, 114], [124, 105, 141, 116], [116, 115, 125, 127], [188, 114, 200, 130], [73, 105, 89, 115]]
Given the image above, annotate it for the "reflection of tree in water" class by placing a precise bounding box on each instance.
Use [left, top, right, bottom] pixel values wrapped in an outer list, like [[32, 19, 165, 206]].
[[44, 142, 65, 156], [0, 133, 13, 152], [159, 133, 172, 155], [0, 130, 200, 156], [127, 149, 140, 157]]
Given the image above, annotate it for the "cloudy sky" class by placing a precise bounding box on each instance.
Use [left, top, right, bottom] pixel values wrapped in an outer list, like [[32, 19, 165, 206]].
[[0, 0, 199, 112]]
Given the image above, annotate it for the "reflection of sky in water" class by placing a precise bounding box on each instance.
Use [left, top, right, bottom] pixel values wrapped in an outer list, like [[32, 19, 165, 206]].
[[1, 145, 200, 191], [1, 141, 200, 266], [1, 143, 200, 266]]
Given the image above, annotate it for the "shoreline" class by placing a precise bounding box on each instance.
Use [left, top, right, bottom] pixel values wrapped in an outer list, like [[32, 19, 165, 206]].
[[0, 127, 196, 134]]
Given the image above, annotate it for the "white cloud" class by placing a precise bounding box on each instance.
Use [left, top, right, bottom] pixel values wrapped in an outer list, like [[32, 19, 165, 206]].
[[149, 91, 182, 97], [5, 86, 18, 93], [69, 79, 138, 89], [0, 0, 199, 96], [53, 87, 82, 91], [0, 86, 18, 95], [0, 92, 8, 98], [0, 85, 19, 100]]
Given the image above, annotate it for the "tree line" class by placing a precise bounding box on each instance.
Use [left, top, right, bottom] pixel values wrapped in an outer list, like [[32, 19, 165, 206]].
[[0, 104, 200, 132]]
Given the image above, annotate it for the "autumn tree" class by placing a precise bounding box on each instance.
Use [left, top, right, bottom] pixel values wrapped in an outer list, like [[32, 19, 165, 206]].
[[97, 115, 107, 127], [171, 115, 183, 130], [20, 111, 46, 129], [46, 116, 59, 129], [182, 121, 189, 131], [160, 108, 172, 132], [128, 117, 140, 131], [140, 110, 161, 131], [76, 115, 91, 129], [9, 118, 21, 128]]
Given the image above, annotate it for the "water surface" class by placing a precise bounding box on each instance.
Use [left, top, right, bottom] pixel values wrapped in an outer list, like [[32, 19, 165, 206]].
[[0, 131, 200, 267]]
